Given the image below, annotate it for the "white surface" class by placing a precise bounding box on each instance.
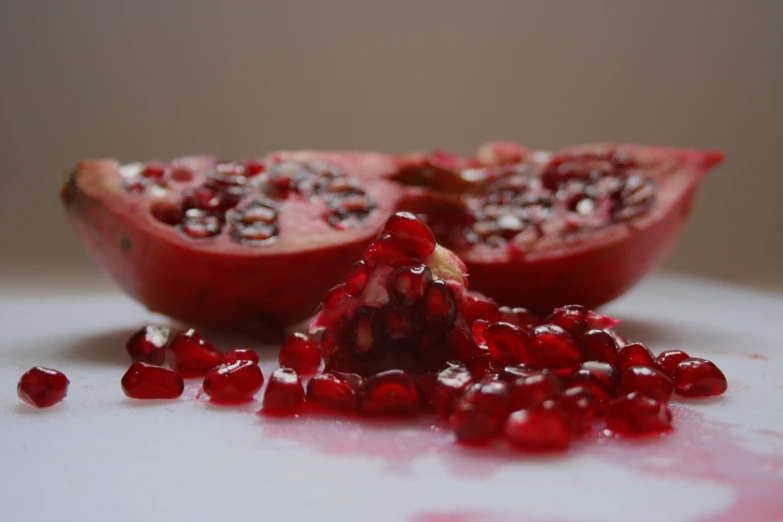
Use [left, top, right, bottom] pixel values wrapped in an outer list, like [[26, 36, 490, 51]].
[[1, 274, 783, 522]]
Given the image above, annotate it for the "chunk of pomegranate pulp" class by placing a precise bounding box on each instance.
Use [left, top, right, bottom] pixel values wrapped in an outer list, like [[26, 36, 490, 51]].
[[62, 142, 722, 333]]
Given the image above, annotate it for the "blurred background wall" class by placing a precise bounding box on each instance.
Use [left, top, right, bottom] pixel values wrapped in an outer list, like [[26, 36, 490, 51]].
[[1, 0, 781, 293]]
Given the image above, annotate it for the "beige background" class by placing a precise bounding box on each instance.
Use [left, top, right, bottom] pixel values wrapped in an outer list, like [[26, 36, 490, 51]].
[[1, 0, 781, 293]]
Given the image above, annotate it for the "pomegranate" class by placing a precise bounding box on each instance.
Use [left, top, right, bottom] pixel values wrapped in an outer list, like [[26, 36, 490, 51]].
[[62, 142, 722, 331], [121, 362, 184, 399], [17, 367, 69, 408]]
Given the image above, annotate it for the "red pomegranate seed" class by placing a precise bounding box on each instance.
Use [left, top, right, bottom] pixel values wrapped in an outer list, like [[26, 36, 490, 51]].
[[121, 362, 184, 399], [451, 381, 511, 445], [605, 392, 672, 435], [262, 368, 305, 414], [429, 366, 474, 419], [673, 358, 728, 397], [319, 283, 348, 312], [203, 360, 264, 403], [578, 360, 620, 388], [166, 329, 223, 378], [498, 306, 540, 332], [580, 329, 619, 367], [179, 209, 222, 239], [618, 366, 674, 403], [306, 371, 363, 412], [243, 159, 265, 176], [358, 370, 420, 416], [508, 371, 562, 411], [278, 332, 321, 374], [223, 348, 260, 365], [465, 352, 494, 380], [656, 350, 691, 379], [141, 162, 166, 179], [391, 264, 433, 305], [463, 292, 501, 326], [345, 260, 370, 297], [363, 234, 420, 268], [566, 368, 617, 412], [446, 324, 479, 361], [617, 342, 659, 371], [125, 325, 171, 365], [528, 324, 581, 375], [544, 305, 588, 339], [499, 363, 537, 382], [381, 211, 436, 258], [421, 280, 457, 330], [483, 321, 529, 365], [505, 403, 571, 452], [376, 304, 417, 341], [17, 367, 69, 408], [558, 386, 597, 434]]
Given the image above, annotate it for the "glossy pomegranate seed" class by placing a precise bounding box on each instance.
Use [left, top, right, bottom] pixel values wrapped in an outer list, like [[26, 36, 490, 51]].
[[351, 308, 380, 360], [558, 386, 597, 434], [463, 292, 501, 326], [363, 234, 420, 268], [605, 392, 672, 435], [243, 159, 265, 176], [673, 358, 728, 397], [508, 371, 562, 411], [617, 342, 659, 371], [420, 280, 457, 330], [429, 366, 474, 419], [451, 381, 511, 445], [391, 264, 433, 305], [580, 329, 619, 367], [527, 324, 581, 375], [618, 366, 674, 403], [278, 332, 321, 374], [446, 324, 479, 361], [498, 306, 540, 332], [357, 370, 420, 416], [345, 260, 370, 297], [656, 350, 691, 379], [141, 162, 166, 179], [381, 211, 436, 258], [121, 362, 184, 399], [17, 367, 69, 408], [125, 325, 171, 365], [499, 363, 537, 382], [483, 321, 529, 365], [319, 283, 348, 312], [578, 360, 620, 388], [306, 371, 363, 412], [505, 403, 570, 452], [203, 360, 264, 403], [263, 368, 305, 414], [166, 329, 223, 378], [223, 348, 260, 364], [179, 209, 222, 239], [544, 305, 588, 339]]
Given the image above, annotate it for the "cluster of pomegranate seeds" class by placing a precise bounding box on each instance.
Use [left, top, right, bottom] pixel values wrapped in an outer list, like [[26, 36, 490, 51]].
[[17, 367, 70, 408]]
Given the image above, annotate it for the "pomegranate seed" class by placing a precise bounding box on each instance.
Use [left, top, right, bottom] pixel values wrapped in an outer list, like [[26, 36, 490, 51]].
[[463, 292, 501, 326], [617, 342, 659, 371], [505, 403, 570, 452], [263, 368, 305, 414], [319, 283, 348, 312], [223, 348, 260, 365], [391, 264, 433, 305], [376, 304, 418, 341], [351, 307, 381, 360], [358, 370, 420, 416], [618, 366, 674, 403], [363, 234, 419, 268], [451, 381, 511, 445], [141, 162, 166, 179], [499, 363, 537, 381], [121, 362, 184, 399], [243, 159, 265, 176], [17, 367, 69, 408], [465, 352, 494, 380], [278, 332, 321, 374], [498, 306, 539, 332], [605, 392, 672, 435], [381, 212, 437, 258], [429, 366, 474, 419], [578, 360, 620, 388], [166, 329, 223, 378], [204, 360, 264, 403], [306, 371, 363, 412], [125, 325, 171, 365], [558, 386, 597, 434], [567, 362, 618, 413], [472, 319, 490, 348], [420, 280, 457, 330], [179, 209, 222, 239], [580, 329, 619, 367], [345, 261, 369, 297], [509, 371, 562, 411], [656, 350, 691, 379], [446, 324, 479, 361], [483, 321, 529, 365], [544, 305, 588, 339], [528, 324, 581, 375], [673, 358, 728, 397], [169, 165, 194, 182]]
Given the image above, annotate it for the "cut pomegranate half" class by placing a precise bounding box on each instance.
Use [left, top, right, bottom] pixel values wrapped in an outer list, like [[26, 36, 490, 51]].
[[62, 142, 722, 331]]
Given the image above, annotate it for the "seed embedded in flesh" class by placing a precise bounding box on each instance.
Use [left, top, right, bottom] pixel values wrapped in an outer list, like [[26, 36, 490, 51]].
[[673, 358, 728, 397], [263, 368, 305, 414], [381, 211, 437, 258], [363, 234, 420, 268], [125, 325, 171, 365], [179, 209, 223, 239], [558, 386, 597, 434], [420, 280, 457, 330], [121, 362, 184, 399], [462, 292, 501, 327], [166, 329, 224, 378], [223, 348, 260, 365], [429, 366, 474, 419], [306, 371, 363, 412], [357, 370, 420, 416], [656, 350, 691, 379], [527, 324, 581, 375], [391, 264, 433, 305], [617, 342, 659, 372], [278, 332, 322, 374], [505, 403, 571, 452], [483, 321, 529, 365], [203, 360, 264, 403], [508, 370, 562, 411], [230, 198, 279, 246], [617, 366, 674, 403], [580, 329, 619, 367], [451, 381, 511, 445], [17, 367, 69, 408], [605, 392, 673, 435], [345, 261, 370, 297]]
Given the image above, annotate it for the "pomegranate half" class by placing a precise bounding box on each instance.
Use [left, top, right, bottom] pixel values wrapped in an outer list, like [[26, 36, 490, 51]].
[[61, 142, 722, 332]]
